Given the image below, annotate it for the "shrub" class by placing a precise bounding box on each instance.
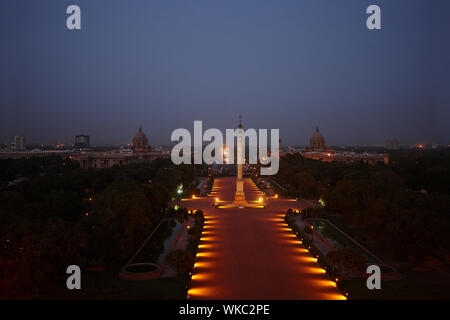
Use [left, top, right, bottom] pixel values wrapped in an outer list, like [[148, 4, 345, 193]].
[[165, 250, 195, 276]]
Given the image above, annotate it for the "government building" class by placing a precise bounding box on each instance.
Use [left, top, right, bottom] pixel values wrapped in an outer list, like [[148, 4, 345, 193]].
[[301, 127, 389, 165], [71, 126, 154, 169]]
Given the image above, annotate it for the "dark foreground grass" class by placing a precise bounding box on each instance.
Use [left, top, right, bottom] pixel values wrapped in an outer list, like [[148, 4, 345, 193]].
[[342, 271, 450, 300], [62, 270, 186, 299]]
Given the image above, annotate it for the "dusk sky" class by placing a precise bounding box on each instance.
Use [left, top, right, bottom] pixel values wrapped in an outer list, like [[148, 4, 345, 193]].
[[1, 0, 449, 146]]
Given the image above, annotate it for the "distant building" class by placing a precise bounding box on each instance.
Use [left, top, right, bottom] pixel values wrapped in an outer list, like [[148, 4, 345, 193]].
[[71, 126, 155, 169], [74, 134, 90, 150], [411, 143, 437, 150], [13, 136, 26, 151], [385, 139, 399, 150], [132, 126, 151, 160], [302, 150, 389, 166], [304, 127, 326, 152], [70, 150, 137, 169], [0, 149, 71, 159], [300, 127, 389, 165]]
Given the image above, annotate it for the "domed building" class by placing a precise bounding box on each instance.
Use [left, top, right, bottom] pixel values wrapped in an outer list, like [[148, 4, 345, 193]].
[[307, 126, 326, 151], [132, 126, 151, 160], [300, 126, 389, 165]]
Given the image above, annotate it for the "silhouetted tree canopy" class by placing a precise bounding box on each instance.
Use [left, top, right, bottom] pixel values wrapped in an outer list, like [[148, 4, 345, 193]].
[[0, 156, 194, 298], [277, 150, 450, 260]]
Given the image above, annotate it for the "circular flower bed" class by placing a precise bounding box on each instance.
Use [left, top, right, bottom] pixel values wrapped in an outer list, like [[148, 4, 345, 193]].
[[119, 263, 161, 280]]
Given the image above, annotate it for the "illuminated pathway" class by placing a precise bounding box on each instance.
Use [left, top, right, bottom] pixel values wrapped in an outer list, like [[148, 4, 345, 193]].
[[182, 177, 345, 300]]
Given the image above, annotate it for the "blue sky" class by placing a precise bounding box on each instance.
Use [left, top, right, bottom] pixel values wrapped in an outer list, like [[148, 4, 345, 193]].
[[1, 0, 449, 146]]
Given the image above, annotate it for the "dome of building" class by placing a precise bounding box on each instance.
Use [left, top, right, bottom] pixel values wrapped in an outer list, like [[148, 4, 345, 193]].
[[309, 126, 326, 151], [132, 126, 150, 158], [132, 126, 148, 148]]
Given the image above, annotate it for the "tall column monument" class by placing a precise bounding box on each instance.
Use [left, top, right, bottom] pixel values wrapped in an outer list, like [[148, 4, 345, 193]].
[[232, 115, 249, 206]]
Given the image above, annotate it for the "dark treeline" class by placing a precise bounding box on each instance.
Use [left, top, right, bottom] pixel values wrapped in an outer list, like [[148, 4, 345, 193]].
[[0, 156, 194, 298], [276, 149, 450, 262]]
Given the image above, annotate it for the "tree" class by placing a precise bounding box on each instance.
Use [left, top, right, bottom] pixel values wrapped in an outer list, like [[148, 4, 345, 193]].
[[194, 210, 204, 219], [188, 226, 202, 243], [341, 248, 366, 274], [165, 250, 195, 276], [91, 179, 158, 265], [295, 172, 319, 199]]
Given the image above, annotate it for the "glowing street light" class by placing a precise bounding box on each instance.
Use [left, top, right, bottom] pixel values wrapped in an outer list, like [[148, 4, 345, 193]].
[[319, 198, 326, 207]]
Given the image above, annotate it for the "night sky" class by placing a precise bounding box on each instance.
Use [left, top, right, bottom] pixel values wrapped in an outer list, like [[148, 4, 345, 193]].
[[1, 0, 449, 146]]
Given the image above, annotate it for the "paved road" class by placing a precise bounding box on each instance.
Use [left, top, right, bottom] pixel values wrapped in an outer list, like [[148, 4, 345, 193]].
[[182, 177, 345, 300]]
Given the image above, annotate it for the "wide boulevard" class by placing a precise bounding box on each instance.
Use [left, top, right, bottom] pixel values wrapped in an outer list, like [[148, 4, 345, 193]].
[[182, 177, 345, 300]]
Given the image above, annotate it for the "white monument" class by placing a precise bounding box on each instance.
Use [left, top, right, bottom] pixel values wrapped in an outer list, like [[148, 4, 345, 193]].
[[232, 115, 249, 206]]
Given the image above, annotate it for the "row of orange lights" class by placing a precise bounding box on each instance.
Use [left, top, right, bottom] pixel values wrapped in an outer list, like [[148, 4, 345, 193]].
[[187, 215, 215, 299], [189, 179, 224, 297], [276, 214, 347, 300], [188, 179, 347, 300]]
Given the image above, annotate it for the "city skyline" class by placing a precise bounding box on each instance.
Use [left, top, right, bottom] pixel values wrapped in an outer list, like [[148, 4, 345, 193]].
[[0, 125, 444, 148]]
